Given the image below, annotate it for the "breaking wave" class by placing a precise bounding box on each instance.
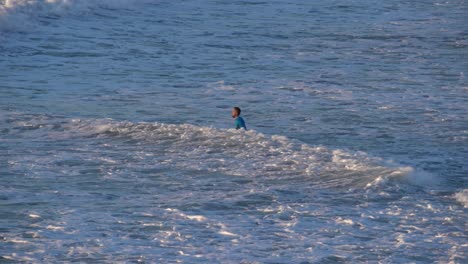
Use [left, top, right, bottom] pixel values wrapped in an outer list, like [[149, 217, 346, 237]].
[[0, 0, 147, 32], [11, 116, 416, 189], [454, 189, 468, 208]]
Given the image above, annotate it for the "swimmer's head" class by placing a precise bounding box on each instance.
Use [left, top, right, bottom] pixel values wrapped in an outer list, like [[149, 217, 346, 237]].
[[232, 107, 241, 118]]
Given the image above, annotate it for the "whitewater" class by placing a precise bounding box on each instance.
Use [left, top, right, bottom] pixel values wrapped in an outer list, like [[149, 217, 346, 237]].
[[1, 0, 467, 263]]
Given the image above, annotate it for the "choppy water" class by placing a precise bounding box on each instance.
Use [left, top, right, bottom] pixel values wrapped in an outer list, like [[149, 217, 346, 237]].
[[1, 0, 467, 263]]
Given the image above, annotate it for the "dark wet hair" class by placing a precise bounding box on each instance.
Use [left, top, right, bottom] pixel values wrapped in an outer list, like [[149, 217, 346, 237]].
[[233, 107, 241, 115]]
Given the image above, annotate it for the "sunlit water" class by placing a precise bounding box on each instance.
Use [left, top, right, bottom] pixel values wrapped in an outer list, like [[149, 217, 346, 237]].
[[1, 0, 467, 263]]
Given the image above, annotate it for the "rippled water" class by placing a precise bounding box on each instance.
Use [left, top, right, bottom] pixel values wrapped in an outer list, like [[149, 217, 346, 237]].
[[1, 0, 467, 263]]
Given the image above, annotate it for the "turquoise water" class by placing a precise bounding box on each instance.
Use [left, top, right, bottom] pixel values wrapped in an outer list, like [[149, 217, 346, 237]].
[[1, 0, 467, 262]]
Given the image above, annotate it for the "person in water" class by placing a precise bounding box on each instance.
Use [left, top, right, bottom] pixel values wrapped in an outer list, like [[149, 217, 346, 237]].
[[232, 107, 247, 130]]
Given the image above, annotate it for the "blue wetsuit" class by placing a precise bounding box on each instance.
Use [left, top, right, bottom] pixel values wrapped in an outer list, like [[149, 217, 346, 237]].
[[235, 116, 247, 130]]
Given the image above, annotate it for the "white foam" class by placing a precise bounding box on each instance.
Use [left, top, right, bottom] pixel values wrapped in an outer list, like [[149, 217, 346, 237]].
[[453, 189, 468, 208], [97, 157, 117, 164], [1, 254, 34, 262], [64, 118, 414, 189], [335, 217, 354, 225], [185, 215, 207, 222], [7, 238, 29, 244], [46, 225, 64, 231], [218, 230, 238, 237], [0, 0, 149, 32], [210, 80, 236, 91], [406, 168, 441, 186], [142, 223, 162, 228], [28, 213, 41, 219], [164, 208, 207, 223]]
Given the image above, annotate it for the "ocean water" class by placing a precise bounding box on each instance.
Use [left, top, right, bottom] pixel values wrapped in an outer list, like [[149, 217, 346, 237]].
[[1, 0, 467, 263]]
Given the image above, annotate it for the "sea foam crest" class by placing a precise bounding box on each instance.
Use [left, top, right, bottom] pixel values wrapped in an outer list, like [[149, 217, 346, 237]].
[[69, 118, 414, 189], [0, 0, 146, 32], [453, 189, 468, 208]]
